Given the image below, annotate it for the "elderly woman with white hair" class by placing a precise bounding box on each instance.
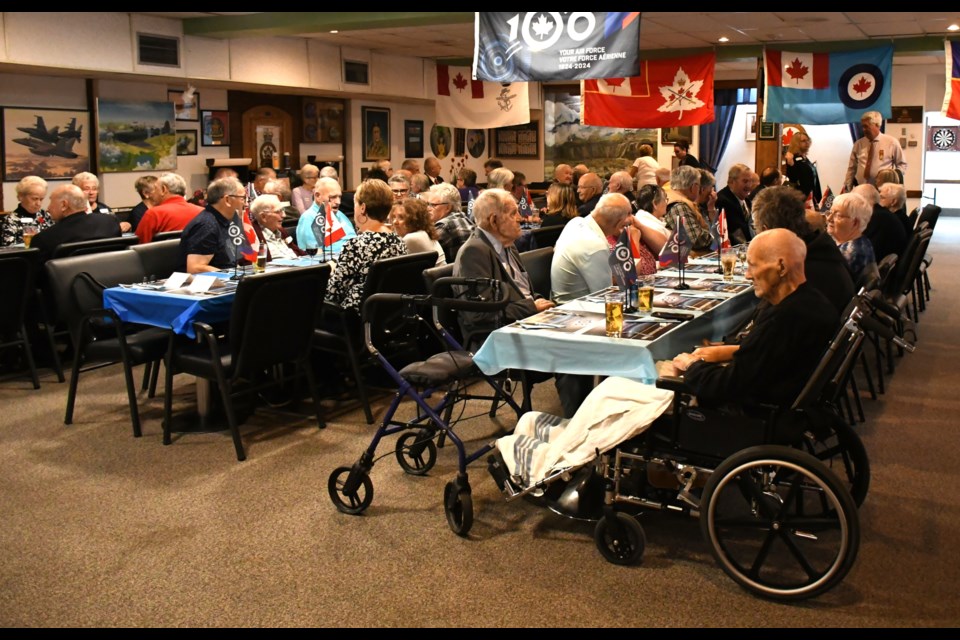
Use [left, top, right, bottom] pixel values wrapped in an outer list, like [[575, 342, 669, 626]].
[[291, 163, 321, 214], [879, 182, 912, 236], [826, 192, 878, 288], [249, 194, 301, 261], [2, 175, 53, 246]]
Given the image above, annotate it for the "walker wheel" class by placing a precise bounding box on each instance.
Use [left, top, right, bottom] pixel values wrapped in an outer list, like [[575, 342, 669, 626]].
[[444, 481, 474, 536], [328, 466, 374, 515], [395, 429, 438, 476]]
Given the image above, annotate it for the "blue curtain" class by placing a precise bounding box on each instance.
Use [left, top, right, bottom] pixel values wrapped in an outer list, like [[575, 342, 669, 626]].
[[699, 89, 740, 175]]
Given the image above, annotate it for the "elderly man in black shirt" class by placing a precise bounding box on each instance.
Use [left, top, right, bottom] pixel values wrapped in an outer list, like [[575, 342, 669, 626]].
[[667, 228, 839, 409], [31, 184, 121, 263], [179, 176, 247, 273]]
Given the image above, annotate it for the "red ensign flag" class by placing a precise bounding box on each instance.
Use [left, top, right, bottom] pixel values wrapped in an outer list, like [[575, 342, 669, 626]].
[[581, 52, 716, 128]]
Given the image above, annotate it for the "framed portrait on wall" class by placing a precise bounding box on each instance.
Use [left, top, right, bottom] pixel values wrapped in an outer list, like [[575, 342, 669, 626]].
[[201, 110, 229, 146], [404, 120, 424, 158], [2, 107, 90, 181], [745, 112, 757, 142], [169, 89, 199, 122], [362, 106, 390, 162]]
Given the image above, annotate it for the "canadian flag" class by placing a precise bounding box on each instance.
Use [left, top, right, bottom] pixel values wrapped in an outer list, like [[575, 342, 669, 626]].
[[435, 64, 529, 129], [716, 208, 731, 249], [765, 50, 829, 90], [325, 213, 346, 247]]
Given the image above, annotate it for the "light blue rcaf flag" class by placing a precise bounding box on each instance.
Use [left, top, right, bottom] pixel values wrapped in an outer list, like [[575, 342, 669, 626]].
[[763, 45, 893, 124], [311, 204, 327, 249], [473, 12, 640, 82], [608, 229, 637, 287]]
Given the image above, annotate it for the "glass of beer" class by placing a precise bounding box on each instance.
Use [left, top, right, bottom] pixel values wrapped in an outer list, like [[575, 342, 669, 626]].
[[21, 221, 38, 248], [604, 290, 624, 338], [638, 275, 655, 313], [721, 247, 738, 280]]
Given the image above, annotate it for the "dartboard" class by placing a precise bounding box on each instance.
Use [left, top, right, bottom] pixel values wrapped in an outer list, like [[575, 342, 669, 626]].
[[932, 127, 957, 151]]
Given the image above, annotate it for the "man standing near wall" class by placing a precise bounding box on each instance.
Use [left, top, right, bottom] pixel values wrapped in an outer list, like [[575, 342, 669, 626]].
[[845, 111, 907, 191]]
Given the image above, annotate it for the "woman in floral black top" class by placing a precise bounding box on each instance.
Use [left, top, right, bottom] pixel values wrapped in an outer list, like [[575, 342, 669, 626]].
[[2, 176, 54, 247], [325, 179, 406, 313]]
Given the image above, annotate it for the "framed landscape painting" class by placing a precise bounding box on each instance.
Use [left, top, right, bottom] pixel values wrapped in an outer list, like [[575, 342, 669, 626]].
[[97, 100, 176, 172], [2, 107, 90, 181]]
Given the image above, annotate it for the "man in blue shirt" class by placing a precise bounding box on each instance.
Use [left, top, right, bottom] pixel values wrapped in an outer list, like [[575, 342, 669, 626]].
[[179, 176, 246, 273], [296, 177, 357, 258]]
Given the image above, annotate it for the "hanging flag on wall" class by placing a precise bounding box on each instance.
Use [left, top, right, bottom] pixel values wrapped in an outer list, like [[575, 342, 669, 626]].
[[581, 52, 716, 128], [942, 40, 960, 121], [473, 12, 640, 82], [763, 45, 893, 124], [435, 64, 530, 129]]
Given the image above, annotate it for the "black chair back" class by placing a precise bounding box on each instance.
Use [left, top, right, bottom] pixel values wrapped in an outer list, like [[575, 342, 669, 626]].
[[886, 229, 932, 299], [915, 204, 941, 232], [230, 264, 331, 375], [423, 263, 459, 342], [281, 218, 299, 231], [152, 230, 182, 242], [0, 254, 37, 335], [44, 251, 146, 344], [51, 236, 139, 259], [363, 251, 438, 299], [876, 253, 898, 291], [132, 239, 181, 279], [526, 225, 564, 249], [519, 246, 554, 300]]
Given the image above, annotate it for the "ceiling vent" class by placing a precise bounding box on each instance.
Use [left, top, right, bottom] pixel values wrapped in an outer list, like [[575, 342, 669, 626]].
[[343, 60, 370, 85], [137, 33, 180, 67]]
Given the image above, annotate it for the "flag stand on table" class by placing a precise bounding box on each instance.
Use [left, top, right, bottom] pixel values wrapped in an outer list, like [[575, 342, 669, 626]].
[[659, 220, 691, 290], [712, 208, 731, 275]]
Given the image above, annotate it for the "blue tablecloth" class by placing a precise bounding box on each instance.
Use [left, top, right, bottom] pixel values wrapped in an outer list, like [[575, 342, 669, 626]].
[[473, 269, 758, 383], [103, 284, 235, 338]]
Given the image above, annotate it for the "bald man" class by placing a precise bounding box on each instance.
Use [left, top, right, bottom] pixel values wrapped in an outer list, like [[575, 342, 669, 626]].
[[576, 172, 604, 217], [607, 171, 638, 211], [32, 184, 121, 263], [667, 228, 838, 408]]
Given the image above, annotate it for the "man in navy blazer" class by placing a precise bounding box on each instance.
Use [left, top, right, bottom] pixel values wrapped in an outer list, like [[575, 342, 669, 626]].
[[32, 184, 121, 263]]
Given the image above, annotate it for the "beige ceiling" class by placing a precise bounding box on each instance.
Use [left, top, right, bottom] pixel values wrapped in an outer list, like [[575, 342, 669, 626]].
[[148, 12, 955, 72]]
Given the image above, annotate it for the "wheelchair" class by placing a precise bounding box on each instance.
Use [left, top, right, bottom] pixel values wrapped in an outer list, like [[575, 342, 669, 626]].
[[327, 277, 525, 533], [484, 288, 914, 601]]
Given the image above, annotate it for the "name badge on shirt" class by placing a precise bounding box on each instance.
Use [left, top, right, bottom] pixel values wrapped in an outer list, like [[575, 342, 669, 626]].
[[879, 150, 884, 160]]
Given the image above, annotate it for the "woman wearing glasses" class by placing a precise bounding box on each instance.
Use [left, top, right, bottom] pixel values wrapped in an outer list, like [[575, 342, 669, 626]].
[[826, 192, 878, 288]]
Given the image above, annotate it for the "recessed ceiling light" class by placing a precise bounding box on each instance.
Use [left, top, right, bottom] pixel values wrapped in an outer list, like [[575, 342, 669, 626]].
[[330, 30, 339, 34], [718, 36, 730, 43], [948, 24, 960, 32]]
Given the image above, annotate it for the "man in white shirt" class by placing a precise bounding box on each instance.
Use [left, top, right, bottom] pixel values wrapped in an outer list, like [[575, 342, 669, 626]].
[[550, 193, 633, 304], [845, 111, 907, 191]]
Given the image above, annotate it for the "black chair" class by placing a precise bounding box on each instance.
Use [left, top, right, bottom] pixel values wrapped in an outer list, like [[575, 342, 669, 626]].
[[281, 218, 299, 231], [51, 235, 139, 259], [914, 205, 940, 306], [132, 239, 181, 280], [163, 264, 331, 461], [519, 246, 554, 300], [44, 251, 170, 437], [152, 230, 182, 242], [526, 225, 564, 249], [314, 251, 439, 424], [0, 254, 41, 388]]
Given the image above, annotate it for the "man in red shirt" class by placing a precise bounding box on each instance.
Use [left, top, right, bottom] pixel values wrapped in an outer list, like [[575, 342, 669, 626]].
[[135, 172, 203, 243]]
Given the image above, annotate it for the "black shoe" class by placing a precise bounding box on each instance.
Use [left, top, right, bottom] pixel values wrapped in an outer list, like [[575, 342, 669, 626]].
[[258, 388, 293, 408]]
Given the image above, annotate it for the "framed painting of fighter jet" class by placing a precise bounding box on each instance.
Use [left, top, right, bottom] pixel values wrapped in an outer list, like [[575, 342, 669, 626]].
[[2, 107, 90, 181], [97, 100, 177, 173]]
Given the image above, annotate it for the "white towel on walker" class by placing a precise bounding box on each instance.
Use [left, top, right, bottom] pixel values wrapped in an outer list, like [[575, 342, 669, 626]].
[[496, 376, 674, 487]]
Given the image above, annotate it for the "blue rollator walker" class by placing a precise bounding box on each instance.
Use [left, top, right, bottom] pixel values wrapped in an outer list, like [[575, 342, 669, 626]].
[[327, 277, 524, 535]]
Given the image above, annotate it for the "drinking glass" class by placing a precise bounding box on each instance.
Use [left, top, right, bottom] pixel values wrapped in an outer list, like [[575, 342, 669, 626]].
[[721, 247, 738, 280], [604, 290, 624, 338], [22, 221, 38, 248], [638, 275, 655, 313]]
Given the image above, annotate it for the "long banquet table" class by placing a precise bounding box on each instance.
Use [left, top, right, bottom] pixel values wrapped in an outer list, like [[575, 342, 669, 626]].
[[473, 259, 758, 384]]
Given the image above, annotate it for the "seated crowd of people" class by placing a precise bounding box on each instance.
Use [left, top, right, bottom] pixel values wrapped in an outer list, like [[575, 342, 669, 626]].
[[2, 145, 918, 419]]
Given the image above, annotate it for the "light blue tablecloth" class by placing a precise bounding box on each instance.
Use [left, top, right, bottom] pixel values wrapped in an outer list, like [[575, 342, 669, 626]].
[[473, 275, 758, 383]]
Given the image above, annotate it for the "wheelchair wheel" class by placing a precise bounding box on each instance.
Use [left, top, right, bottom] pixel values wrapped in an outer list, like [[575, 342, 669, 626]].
[[443, 481, 473, 536], [395, 429, 438, 476], [701, 445, 859, 601], [594, 512, 646, 565], [797, 420, 870, 507], [328, 466, 374, 515]]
